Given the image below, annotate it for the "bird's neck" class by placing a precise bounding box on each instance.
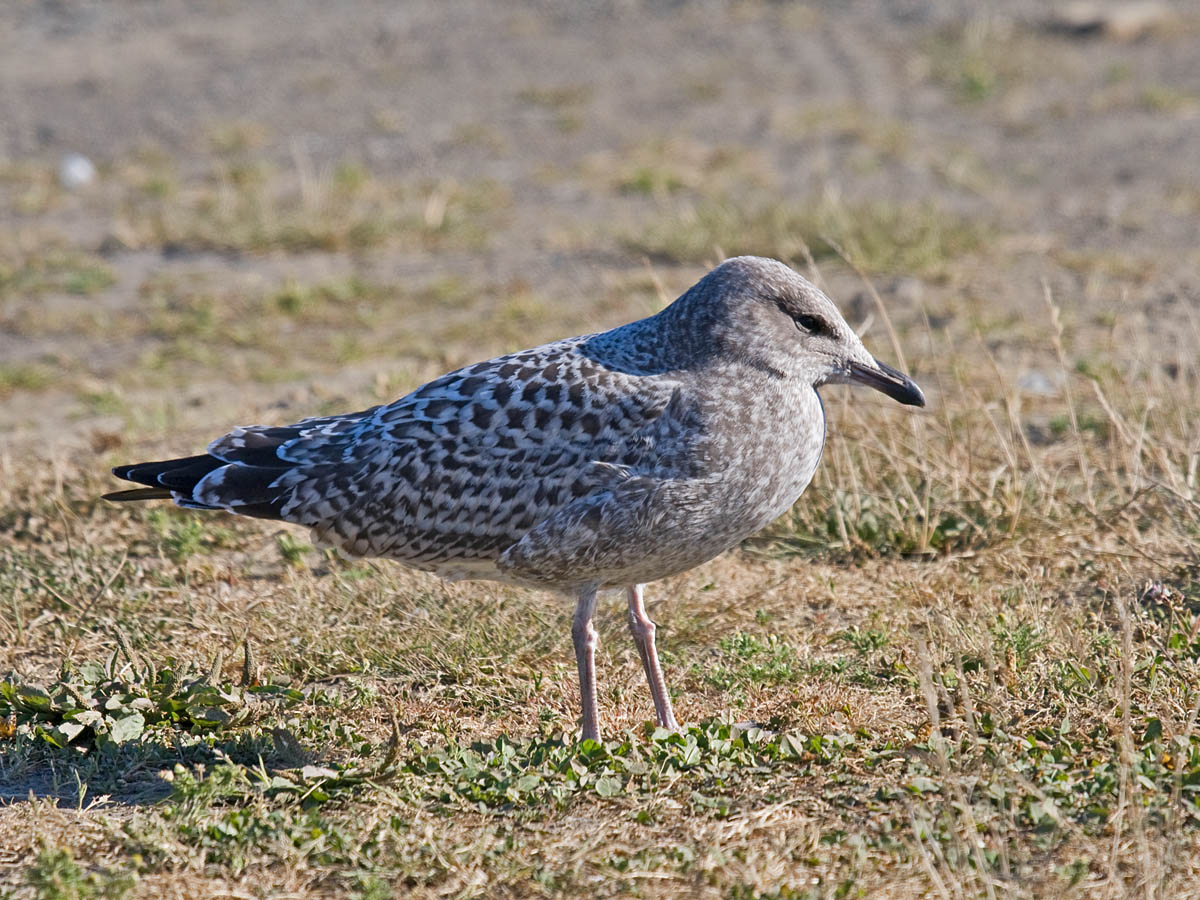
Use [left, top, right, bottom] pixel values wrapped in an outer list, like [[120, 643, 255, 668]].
[[580, 304, 713, 375], [689, 360, 824, 457], [690, 368, 826, 527]]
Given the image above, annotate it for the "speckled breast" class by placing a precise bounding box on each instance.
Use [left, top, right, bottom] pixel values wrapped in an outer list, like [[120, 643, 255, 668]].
[[703, 378, 826, 537]]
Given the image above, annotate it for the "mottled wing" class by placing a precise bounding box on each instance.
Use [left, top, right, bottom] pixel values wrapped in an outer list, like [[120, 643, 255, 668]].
[[196, 340, 693, 570]]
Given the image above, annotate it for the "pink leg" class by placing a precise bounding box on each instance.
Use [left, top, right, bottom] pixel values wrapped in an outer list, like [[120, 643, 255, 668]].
[[626, 584, 680, 731], [572, 589, 601, 742]]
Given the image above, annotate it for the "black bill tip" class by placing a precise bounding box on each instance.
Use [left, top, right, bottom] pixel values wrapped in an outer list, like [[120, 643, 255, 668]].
[[848, 358, 926, 407]]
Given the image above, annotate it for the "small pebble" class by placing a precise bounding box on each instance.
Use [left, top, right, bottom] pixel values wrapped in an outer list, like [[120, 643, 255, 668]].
[[58, 153, 97, 189]]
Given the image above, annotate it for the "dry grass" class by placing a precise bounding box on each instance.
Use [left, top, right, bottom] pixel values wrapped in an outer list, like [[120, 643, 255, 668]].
[[102, 159, 510, 255], [621, 197, 988, 280], [3, 235, 1200, 898]]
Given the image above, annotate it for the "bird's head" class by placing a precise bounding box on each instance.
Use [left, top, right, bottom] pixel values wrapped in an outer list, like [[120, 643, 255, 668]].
[[687, 256, 926, 407]]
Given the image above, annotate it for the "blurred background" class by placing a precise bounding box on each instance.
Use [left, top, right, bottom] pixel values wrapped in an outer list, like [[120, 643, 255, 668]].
[[1, 0, 1196, 454]]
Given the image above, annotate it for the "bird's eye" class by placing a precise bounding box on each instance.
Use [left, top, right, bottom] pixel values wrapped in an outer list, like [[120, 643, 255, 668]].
[[794, 314, 826, 335]]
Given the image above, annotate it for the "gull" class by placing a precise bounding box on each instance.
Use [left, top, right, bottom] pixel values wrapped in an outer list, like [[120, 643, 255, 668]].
[[106, 256, 925, 741]]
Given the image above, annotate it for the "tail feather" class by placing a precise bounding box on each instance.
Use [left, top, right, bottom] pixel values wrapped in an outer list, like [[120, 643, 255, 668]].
[[157, 458, 230, 491], [101, 487, 174, 502], [105, 411, 371, 519], [105, 453, 286, 520], [112, 455, 221, 488]]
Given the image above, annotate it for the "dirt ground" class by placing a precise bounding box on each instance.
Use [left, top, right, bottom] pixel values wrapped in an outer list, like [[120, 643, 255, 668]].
[[2, 1, 1200, 898], [2, 0, 1197, 447]]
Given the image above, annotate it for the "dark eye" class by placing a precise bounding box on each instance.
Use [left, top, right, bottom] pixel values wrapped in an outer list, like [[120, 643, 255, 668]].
[[794, 314, 826, 335]]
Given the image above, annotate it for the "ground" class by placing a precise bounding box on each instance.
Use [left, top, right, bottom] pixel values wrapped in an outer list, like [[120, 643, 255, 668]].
[[2, 1, 1200, 897]]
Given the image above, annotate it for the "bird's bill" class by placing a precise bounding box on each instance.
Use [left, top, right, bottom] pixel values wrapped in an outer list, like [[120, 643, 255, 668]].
[[847, 358, 926, 407]]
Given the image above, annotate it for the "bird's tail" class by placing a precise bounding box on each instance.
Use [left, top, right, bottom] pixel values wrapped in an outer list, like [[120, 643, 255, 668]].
[[104, 455, 227, 506], [105, 450, 300, 520], [105, 408, 379, 519]]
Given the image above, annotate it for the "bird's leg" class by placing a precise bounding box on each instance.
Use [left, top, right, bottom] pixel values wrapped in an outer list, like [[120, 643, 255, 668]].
[[626, 584, 680, 732], [572, 588, 601, 742]]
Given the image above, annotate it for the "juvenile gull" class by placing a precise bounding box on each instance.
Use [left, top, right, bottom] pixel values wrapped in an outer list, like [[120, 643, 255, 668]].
[[106, 256, 925, 741]]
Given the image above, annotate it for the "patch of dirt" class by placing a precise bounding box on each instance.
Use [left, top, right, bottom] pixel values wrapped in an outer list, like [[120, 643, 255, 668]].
[[1, 1, 1197, 451]]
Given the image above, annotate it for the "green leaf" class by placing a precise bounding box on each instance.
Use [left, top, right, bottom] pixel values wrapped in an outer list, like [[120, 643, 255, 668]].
[[515, 774, 541, 792], [1029, 798, 1060, 825], [1142, 718, 1163, 744], [594, 776, 623, 797], [55, 721, 86, 744], [77, 662, 107, 683], [623, 757, 648, 775], [36, 725, 68, 748], [301, 765, 338, 781], [906, 776, 940, 794], [107, 712, 145, 744], [188, 706, 232, 728], [16, 686, 53, 712], [779, 733, 808, 759], [72, 710, 103, 728]]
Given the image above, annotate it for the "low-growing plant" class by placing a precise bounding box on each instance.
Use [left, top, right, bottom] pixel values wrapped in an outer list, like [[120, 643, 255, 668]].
[[23, 847, 136, 900], [0, 638, 303, 751]]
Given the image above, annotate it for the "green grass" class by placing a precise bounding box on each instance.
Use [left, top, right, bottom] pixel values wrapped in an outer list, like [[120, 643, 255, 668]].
[[4, 254, 1200, 895], [23, 848, 136, 900], [518, 83, 592, 132], [0, 251, 115, 299], [623, 197, 987, 277], [702, 632, 802, 692], [103, 159, 509, 255], [0, 363, 57, 396], [922, 20, 1054, 106], [4, 245, 1200, 894], [584, 138, 761, 200], [7, 596, 1200, 894]]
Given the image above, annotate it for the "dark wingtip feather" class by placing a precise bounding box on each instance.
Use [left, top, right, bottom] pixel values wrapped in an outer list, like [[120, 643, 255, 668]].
[[110, 455, 223, 489], [102, 487, 173, 502], [107, 450, 292, 519]]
